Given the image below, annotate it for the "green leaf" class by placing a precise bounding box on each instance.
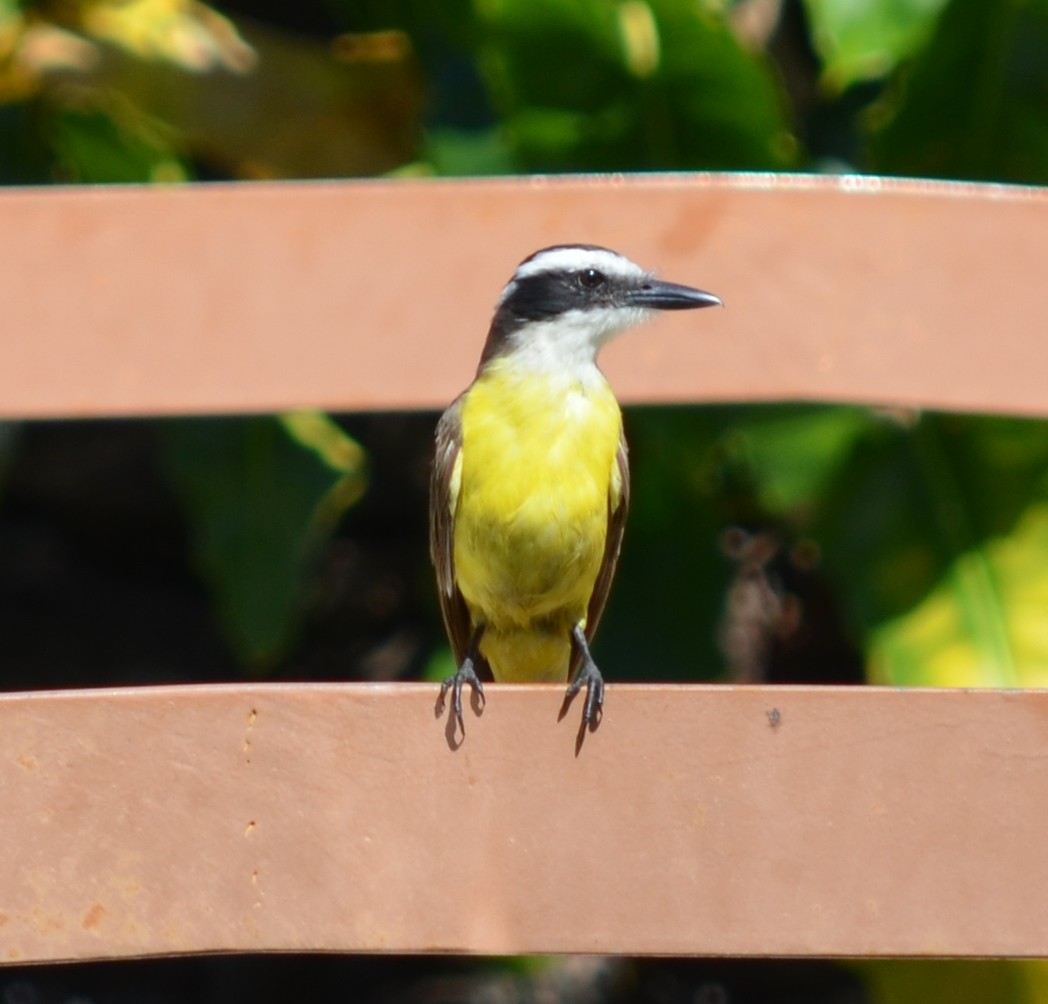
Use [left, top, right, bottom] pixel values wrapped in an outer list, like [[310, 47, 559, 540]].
[[159, 415, 367, 670], [593, 406, 729, 682], [423, 645, 458, 684], [594, 405, 880, 682], [807, 414, 1048, 686], [47, 106, 187, 185], [0, 104, 52, 184], [475, 0, 795, 171], [802, 0, 950, 91], [683, 408, 1048, 688], [728, 406, 878, 515], [871, 0, 1048, 184], [421, 126, 521, 175]]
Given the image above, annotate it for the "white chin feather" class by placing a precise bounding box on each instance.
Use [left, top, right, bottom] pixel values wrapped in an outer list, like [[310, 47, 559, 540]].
[[505, 305, 656, 376]]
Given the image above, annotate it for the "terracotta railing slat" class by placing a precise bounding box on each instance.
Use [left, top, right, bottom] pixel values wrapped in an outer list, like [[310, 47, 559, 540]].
[[4, 175, 1048, 420], [3, 683, 1047, 963]]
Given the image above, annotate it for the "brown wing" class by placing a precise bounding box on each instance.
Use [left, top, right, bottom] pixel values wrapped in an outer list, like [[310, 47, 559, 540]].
[[429, 396, 481, 671], [572, 429, 630, 674]]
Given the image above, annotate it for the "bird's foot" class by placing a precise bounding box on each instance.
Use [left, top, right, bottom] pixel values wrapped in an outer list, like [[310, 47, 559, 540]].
[[564, 656, 605, 728], [437, 658, 486, 736]]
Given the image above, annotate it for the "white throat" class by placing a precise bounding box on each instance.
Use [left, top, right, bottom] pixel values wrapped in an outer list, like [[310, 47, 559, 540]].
[[501, 305, 655, 380]]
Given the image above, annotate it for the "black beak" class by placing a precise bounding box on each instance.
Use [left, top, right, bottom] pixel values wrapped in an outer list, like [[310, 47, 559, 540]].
[[628, 280, 723, 311]]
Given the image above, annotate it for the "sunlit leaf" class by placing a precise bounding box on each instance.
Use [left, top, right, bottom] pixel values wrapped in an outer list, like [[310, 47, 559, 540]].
[[0, 16, 97, 105], [801, 0, 949, 91], [79, 0, 255, 73], [870, 503, 1048, 687], [798, 413, 1048, 685], [278, 409, 369, 532], [278, 409, 365, 475]]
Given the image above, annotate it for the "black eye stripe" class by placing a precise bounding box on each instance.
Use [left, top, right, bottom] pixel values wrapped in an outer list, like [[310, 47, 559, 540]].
[[482, 265, 632, 362], [489, 266, 620, 343]]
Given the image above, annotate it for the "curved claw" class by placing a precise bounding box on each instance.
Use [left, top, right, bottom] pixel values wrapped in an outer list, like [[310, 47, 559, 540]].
[[438, 658, 485, 734], [566, 659, 605, 726], [564, 624, 605, 728]]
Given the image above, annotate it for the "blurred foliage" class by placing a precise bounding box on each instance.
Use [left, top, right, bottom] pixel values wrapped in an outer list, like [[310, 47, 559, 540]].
[[469, 0, 794, 171], [3, 1, 1048, 998], [802, 0, 950, 91], [159, 412, 366, 668], [0, 0, 422, 181], [596, 407, 1048, 692], [0, 422, 19, 491], [854, 959, 1048, 1004], [871, 0, 1048, 183]]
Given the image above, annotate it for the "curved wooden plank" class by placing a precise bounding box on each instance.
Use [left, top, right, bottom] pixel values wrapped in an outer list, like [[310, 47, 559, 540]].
[[3, 175, 1047, 420], [2, 683, 1047, 962]]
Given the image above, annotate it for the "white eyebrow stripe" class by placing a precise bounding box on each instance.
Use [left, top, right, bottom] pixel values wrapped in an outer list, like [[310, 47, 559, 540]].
[[512, 247, 644, 283]]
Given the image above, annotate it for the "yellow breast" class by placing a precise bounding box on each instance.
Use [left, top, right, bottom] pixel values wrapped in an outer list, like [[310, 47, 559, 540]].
[[453, 363, 622, 637]]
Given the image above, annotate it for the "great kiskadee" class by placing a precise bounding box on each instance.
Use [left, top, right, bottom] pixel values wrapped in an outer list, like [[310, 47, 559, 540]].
[[431, 244, 721, 732]]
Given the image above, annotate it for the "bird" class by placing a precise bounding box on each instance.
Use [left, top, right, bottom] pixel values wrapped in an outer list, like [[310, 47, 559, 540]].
[[430, 244, 721, 734]]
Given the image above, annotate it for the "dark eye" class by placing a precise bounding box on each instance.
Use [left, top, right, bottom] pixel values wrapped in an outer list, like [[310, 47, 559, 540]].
[[578, 268, 606, 289]]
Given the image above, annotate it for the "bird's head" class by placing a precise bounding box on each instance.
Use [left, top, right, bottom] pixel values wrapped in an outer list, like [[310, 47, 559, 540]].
[[479, 244, 721, 374]]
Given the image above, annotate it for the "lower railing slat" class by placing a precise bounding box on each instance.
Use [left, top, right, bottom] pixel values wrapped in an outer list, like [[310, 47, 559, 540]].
[[2, 683, 1045, 962]]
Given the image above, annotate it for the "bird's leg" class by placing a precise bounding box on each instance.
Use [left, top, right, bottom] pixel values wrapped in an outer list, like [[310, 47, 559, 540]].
[[438, 626, 486, 734], [566, 624, 605, 726]]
